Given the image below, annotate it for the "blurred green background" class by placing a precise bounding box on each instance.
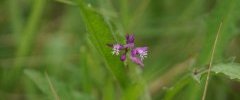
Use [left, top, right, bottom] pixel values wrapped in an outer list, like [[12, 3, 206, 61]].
[[0, 0, 240, 100]]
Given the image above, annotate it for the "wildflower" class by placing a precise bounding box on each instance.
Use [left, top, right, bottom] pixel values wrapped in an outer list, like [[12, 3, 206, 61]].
[[126, 34, 135, 44], [131, 47, 148, 61], [130, 56, 144, 67], [130, 47, 148, 67], [125, 34, 135, 48], [108, 34, 148, 68], [111, 44, 123, 55]]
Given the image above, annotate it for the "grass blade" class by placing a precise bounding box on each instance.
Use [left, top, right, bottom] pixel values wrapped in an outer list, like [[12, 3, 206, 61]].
[[45, 72, 60, 100], [201, 21, 222, 100]]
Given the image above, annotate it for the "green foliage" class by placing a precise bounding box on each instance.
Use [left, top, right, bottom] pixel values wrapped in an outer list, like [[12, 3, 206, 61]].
[[164, 76, 191, 100], [25, 70, 57, 98], [197, 0, 240, 67], [212, 63, 240, 80], [15, 0, 46, 68], [24, 69, 70, 99], [75, 0, 129, 88], [55, 0, 76, 6], [24, 69, 92, 100], [1, 0, 240, 100]]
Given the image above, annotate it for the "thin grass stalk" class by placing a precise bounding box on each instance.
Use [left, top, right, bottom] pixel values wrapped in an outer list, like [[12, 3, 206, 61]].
[[201, 21, 223, 100]]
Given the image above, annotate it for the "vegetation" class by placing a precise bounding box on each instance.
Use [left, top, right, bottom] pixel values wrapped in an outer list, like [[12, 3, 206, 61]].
[[0, 0, 240, 100]]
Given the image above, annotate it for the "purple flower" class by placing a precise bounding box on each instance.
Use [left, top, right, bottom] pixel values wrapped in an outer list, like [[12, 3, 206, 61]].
[[124, 43, 134, 49], [130, 56, 144, 67], [124, 34, 135, 49], [111, 44, 123, 55], [131, 47, 148, 61], [130, 47, 148, 67], [108, 34, 148, 68]]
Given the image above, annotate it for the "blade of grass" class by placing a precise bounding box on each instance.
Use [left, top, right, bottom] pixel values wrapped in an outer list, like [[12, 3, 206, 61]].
[[45, 72, 60, 100], [201, 21, 222, 100], [15, 0, 46, 68]]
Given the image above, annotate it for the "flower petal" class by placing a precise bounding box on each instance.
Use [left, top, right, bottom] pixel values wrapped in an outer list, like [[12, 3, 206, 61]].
[[135, 47, 148, 54], [135, 47, 148, 60], [130, 55, 144, 67], [120, 54, 126, 61], [112, 44, 124, 55], [126, 34, 135, 44], [131, 48, 138, 57], [124, 43, 134, 49]]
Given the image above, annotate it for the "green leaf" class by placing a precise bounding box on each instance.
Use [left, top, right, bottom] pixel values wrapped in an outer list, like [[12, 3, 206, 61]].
[[75, 0, 129, 87], [212, 63, 240, 80]]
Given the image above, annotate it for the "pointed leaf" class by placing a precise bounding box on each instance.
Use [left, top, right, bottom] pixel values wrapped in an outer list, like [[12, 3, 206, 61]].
[[75, 0, 129, 87], [212, 63, 240, 80]]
